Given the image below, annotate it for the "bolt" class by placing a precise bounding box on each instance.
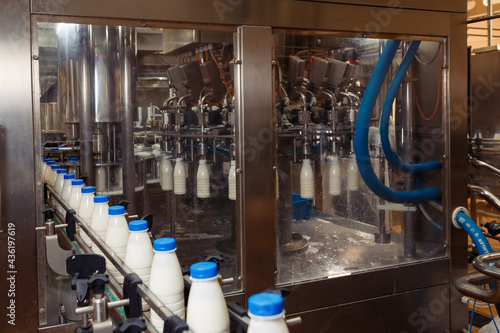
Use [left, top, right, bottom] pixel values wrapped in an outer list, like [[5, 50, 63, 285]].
[[442, 154, 448, 159], [36, 181, 42, 187], [271, 60, 277, 66], [362, 33, 367, 38], [237, 276, 243, 281], [140, 21, 147, 27], [442, 64, 448, 69], [236, 168, 242, 174], [273, 166, 277, 171], [235, 59, 242, 65], [33, 55, 39, 61], [39, 307, 45, 313]]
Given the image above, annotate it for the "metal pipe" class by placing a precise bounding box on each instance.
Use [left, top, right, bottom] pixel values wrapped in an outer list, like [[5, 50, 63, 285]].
[[468, 184, 500, 212], [468, 13, 500, 24], [472, 252, 500, 279], [469, 155, 500, 178], [77, 25, 94, 186], [455, 272, 500, 303], [118, 26, 137, 214], [488, 0, 493, 46]]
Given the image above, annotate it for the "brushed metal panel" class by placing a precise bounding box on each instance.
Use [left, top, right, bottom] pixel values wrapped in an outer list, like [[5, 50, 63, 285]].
[[0, 0, 38, 332], [235, 26, 276, 297], [282, 259, 449, 314], [31, 0, 450, 37], [287, 285, 451, 333]]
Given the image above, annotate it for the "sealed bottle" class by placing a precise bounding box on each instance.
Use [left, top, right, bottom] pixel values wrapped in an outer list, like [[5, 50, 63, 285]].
[[124, 220, 154, 311], [90, 195, 110, 254], [68, 157, 79, 175], [49, 165, 61, 187], [197, 159, 210, 198], [346, 154, 359, 191], [78, 186, 95, 248], [54, 169, 67, 195], [105, 206, 129, 284], [61, 174, 76, 204], [160, 154, 173, 191], [149, 238, 185, 331], [173, 158, 186, 195], [247, 293, 289, 333], [228, 160, 236, 200], [328, 156, 342, 196], [186, 262, 230, 333], [44, 160, 55, 182], [69, 179, 85, 213], [300, 158, 314, 199]]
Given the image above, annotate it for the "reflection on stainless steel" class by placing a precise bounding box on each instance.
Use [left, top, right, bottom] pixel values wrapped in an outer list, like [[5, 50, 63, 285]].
[[469, 184, 500, 212], [470, 155, 500, 178]]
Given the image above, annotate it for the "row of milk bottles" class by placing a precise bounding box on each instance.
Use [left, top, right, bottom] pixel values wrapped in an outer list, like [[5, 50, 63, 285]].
[[159, 154, 237, 200], [299, 154, 358, 199]]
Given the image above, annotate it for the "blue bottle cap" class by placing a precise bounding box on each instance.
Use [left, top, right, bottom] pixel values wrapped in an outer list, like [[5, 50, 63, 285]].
[[248, 293, 284, 317], [153, 238, 176, 251], [70, 157, 79, 162], [190, 262, 218, 279], [81, 186, 94, 194], [71, 179, 84, 186], [50, 148, 59, 151], [56, 169, 67, 174], [94, 195, 108, 203], [64, 174, 76, 180], [129, 220, 148, 231], [59, 144, 66, 148], [47, 161, 56, 165], [476, 130, 481, 133], [51, 165, 61, 170], [43, 157, 49, 161], [496, 130, 500, 134], [109, 206, 125, 215]]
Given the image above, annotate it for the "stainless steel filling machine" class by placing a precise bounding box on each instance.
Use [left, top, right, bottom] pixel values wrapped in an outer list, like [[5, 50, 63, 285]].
[[0, 1, 468, 332]]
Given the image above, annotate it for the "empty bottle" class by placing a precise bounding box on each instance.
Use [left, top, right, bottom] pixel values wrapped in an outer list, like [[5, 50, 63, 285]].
[[328, 156, 342, 196], [300, 158, 314, 199], [160, 154, 173, 191], [174, 158, 186, 195], [105, 206, 129, 284], [346, 154, 359, 191], [228, 160, 236, 200], [186, 261, 230, 333], [149, 238, 185, 331], [124, 220, 153, 311], [247, 293, 289, 333], [197, 159, 210, 198], [69, 179, 85, 213], [61, 174, 76, 204], [78, 186, 95, 247], [49, 165, 61, 187]]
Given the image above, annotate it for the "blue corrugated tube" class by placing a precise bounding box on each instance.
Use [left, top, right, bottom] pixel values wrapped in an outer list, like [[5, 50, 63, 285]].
[[454, 212, 500, 314], [354, 40, 440, 203], [379, 41, 442, 174]]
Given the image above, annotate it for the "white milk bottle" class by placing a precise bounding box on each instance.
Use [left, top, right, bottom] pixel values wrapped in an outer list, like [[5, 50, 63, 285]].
[[328, 156, 342, 196], [44, 161, 55, 182], [55, 169, 67, 196], [186, 261, 230, 333], [149, 238, 185, 331], [78, 186, 95, 247], [300, 158, 314, 199], [160, 154, 173, 191], [174, 158, 186, 195], [49, 165, 61, 187], [124, 220, 154, 311], [347, 153, 359, 191], [105, 205, 129, 284], [61, 174, 76, 204], [197, 159, 210, 198], [69, 179, 85, 214], [228, 160, 236, 200], [90, 195, 109, 254], [247, 293, 289, 333]]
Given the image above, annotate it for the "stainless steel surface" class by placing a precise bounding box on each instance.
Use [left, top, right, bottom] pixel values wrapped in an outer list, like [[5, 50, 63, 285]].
[[456, 272, 500, 303], [235, 26, 276, 296], [0, 0, 38, 332], [488, 0, 493, 46], [472, 251, 500, 279], [44, 235, 73, 276], [468, 184, 500, 212], [41, 103, 64, 132], [470, 155, 500, 178], [78, 25, 95, 186], [119, 26, 137, 214]]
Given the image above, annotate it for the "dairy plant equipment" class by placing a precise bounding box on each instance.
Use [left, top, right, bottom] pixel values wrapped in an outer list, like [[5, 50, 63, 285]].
[[0, 1, 468, 332]]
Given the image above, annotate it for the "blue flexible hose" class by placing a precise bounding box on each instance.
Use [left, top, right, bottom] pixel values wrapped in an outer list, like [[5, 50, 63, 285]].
[[379, 41, 442, 174], [455, 212, 500, 314], [354, 40, 440, 203]]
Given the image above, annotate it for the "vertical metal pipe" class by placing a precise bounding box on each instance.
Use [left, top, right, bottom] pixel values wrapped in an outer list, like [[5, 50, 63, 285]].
[[118, 27, 137, 214], [401, 42, 416, 257], [488, 0, 493, 46], [77, 25, 95, 185]]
